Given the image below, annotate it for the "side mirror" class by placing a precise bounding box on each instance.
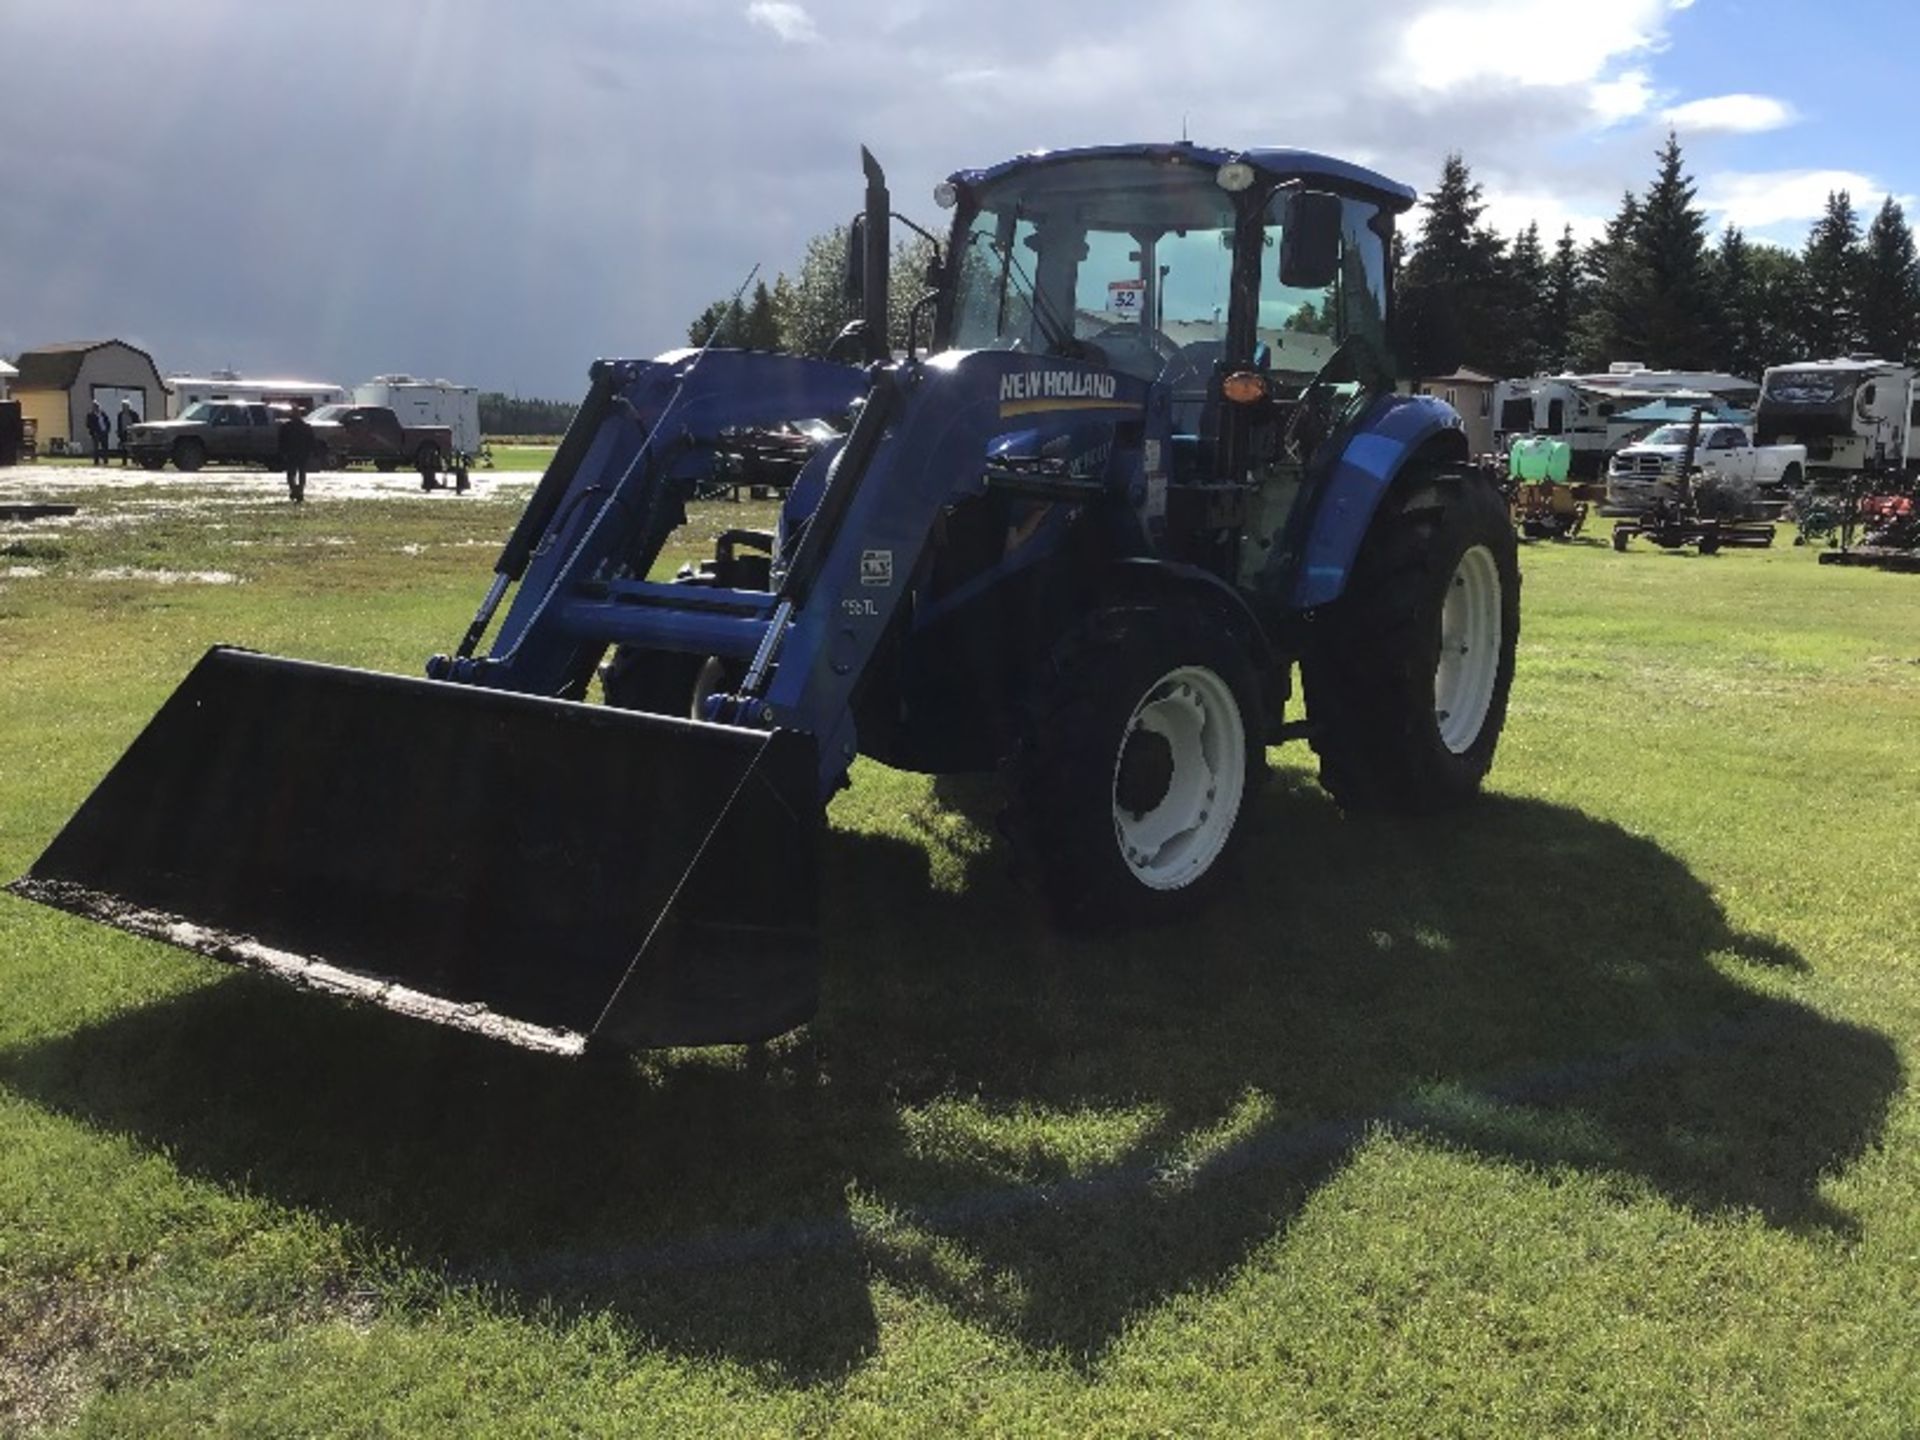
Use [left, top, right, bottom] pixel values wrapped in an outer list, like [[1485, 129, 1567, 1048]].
[[1280, 191, 1343, 291], [844, 214, 867, 305]]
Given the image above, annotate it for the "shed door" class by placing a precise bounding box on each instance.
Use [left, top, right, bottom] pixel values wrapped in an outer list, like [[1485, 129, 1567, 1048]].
[[92, 385, 147, 420]]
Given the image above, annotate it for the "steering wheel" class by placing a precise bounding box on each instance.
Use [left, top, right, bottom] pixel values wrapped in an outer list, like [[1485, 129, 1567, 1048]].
[[1087, 323, 1182, 365], [1281, 344, 1362, 459]]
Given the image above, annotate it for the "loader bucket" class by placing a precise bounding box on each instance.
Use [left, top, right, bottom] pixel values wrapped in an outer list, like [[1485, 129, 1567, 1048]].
[[9, 648, 821, 1055]]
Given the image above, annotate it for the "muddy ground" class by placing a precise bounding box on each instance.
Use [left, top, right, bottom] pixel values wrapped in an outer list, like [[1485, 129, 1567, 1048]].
[[0, 460, 531, 508]]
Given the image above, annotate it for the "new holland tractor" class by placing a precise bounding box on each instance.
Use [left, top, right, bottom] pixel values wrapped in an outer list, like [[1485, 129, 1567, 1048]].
[[12, 143, 1520, 1057]]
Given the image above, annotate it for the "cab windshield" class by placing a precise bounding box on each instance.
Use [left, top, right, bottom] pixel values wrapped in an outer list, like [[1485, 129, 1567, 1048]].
[[177, 402, 212, 423], [948, 156, 1389, 384], [1640, 425, 1695, 446], [307, 405, 351, 423]]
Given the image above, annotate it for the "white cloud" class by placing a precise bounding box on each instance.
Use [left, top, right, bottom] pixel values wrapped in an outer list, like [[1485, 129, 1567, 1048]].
[[1401, 0, 1677, 86], [1475, 189, 1611, 247], [1399, 0, 1692, 129], [746, 1, 819, 44], [1663, 93, 1795, 134], [1590, 69, 1655, 125], [1701, 169, 1901, 229]]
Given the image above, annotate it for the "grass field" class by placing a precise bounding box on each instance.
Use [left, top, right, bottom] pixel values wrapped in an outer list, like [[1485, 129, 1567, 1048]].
[[2, 476, 1918, 1436]]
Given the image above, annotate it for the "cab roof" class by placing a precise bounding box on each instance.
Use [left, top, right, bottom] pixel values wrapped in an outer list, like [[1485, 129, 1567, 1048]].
[[950, 142, 1418, 213]]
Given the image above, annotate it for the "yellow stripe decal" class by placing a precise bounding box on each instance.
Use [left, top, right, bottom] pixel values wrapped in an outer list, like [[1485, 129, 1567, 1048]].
[[999, 398, 1140, 419]]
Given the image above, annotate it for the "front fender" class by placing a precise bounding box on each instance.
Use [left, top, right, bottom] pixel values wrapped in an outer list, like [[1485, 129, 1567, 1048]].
[[1292, 394, 1467, 608]]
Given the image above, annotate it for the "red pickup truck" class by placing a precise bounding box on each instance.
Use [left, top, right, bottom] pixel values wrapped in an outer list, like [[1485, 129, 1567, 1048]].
[[304, 404, 454, 473]]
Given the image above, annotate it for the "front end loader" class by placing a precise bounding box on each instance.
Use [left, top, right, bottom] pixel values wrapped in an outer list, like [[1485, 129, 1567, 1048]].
[[13, 143, 1520, 1055]]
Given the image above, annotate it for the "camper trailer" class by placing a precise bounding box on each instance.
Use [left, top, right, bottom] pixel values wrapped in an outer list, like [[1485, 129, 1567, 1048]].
[[1756, 357, 1916, 483], [1492, 367, 1757, 478], [165, 371, 348, 417], [353, 376, 481, 460]]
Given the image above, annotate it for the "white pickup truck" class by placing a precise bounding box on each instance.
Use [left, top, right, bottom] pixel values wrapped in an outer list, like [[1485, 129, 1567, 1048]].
[[1606, 422, 1807, 516]]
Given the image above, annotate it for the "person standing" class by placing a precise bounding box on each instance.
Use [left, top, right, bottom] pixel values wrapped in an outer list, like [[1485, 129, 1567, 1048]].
[[85, 401, 111, 466], [115, 399, 137, 466], [279, 407, 315, 503]]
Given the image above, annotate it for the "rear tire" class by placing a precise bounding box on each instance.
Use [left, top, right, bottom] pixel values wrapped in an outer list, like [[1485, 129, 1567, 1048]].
[[1008, 602, 1262, 926], [375, 458, 398, 473], [172, 438, 205, 473], [138, 455, 165, 472], [1302, 469, 1519, 815]]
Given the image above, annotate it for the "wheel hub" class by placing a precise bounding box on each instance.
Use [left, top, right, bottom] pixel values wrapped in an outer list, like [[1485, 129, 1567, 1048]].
[[1109, 667, 1247, 892], [1116, 727, 1175, 817], [1434, 544, 1502, 755]]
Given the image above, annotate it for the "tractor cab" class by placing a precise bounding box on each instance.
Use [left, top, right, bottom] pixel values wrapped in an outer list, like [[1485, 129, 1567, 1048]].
[[934, 144, 1408, 485]]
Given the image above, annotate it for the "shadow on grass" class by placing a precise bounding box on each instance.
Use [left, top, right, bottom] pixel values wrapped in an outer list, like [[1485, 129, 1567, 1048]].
[[0, 778, 1900, 1380]]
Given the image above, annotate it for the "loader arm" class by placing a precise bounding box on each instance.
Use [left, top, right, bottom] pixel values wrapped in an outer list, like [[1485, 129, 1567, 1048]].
[[445, 348, 1147, 799]]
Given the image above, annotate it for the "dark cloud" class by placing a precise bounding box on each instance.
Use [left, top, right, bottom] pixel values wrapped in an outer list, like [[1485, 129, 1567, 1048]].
[[0, 0, 1723, 396]]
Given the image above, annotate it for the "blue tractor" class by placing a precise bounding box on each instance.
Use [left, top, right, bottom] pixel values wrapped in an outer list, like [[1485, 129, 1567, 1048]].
[[13, 142, 1519, 1056]]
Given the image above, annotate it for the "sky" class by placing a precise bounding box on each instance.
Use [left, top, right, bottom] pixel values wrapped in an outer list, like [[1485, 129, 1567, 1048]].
[[2, 0, 1916, 398]]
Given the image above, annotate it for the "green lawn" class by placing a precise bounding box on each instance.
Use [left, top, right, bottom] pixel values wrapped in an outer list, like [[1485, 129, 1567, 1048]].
[[484, 444, 557, 472], [1, 483, 1917, 1436]]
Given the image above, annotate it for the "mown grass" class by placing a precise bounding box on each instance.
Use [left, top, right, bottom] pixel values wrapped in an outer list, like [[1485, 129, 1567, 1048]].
[[1, 482, 1917, 1436]]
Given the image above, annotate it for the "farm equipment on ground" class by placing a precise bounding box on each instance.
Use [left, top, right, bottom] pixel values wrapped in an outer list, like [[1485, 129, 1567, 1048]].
[[1611, 407, 1776, 554], [1819, 483, 1920, 571], [11, 142, 1520, 1057], [1506, 437, 1586, 541]]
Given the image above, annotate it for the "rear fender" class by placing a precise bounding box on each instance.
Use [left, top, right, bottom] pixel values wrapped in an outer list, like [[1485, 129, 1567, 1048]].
[[1292, 394, 1467, 608]]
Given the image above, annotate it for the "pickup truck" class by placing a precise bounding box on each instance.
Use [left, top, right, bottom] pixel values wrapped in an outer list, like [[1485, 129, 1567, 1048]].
[[303, 404, 454, 473], [1606, 422, 1808, 517], [127, 401, 286, 472]]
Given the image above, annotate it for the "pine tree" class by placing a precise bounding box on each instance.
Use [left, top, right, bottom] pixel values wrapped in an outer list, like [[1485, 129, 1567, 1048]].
[[1711, 226, 1763, 379], [1542, 225, 1581, 373], [1749, 245, 1810, 370], [1501, 222, 1549, 376], [1572, 191, 1643, 368], [742, 280, 782, 351], [1632, 133, 1718, 369], [1858, 196, 1920, 363], [1801, 190, 1863, 358], [1399, 153, 1508, 374], [686, 297, 747, 348]]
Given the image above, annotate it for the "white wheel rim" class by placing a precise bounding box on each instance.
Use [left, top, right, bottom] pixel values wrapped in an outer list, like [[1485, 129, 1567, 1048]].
[[1435, 544, 1502, 755], [1110, 665, 1247, 892]]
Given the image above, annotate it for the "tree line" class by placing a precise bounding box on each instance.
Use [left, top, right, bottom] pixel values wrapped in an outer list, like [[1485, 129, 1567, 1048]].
[[478, 392, 576, 438], [687, 232, 941, 358], [1401, 135, 1920, 381]]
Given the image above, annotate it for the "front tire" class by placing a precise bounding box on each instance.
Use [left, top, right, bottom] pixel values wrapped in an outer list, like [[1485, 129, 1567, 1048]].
[[599, 646, 713, 718], [1302, 469, 1519, 814], [1008, 603, 1262, 925], [172, 438, 205, 473]]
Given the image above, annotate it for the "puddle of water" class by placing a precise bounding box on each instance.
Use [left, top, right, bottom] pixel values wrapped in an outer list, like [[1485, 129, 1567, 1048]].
[[87, 568, 239, 585]]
